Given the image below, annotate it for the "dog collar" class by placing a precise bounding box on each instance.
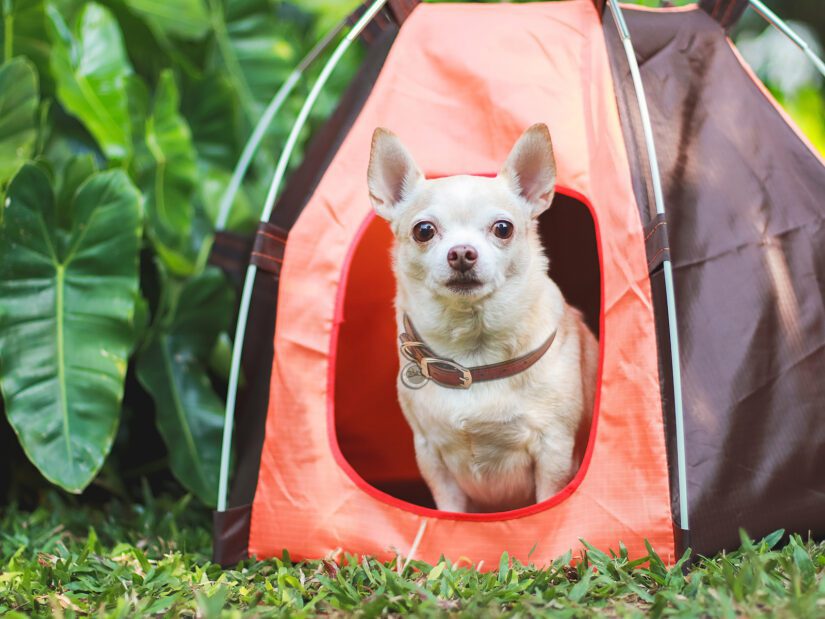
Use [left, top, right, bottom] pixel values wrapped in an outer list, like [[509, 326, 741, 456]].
[[398, 314, 557, 389]]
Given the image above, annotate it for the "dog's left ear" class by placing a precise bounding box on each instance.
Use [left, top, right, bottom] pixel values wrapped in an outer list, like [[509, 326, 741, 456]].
[[499, 123, 557, 218]]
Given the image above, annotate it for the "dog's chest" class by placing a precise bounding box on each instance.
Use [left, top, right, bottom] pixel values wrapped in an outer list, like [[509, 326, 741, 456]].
[[406, 385, 543, 481]]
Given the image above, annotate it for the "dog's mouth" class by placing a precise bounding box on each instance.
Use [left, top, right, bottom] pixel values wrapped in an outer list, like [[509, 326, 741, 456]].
[[444, 276, 484, 294]]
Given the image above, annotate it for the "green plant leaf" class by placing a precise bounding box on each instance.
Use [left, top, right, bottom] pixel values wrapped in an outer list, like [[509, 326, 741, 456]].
[[181, 71, 240, 170], [55, 153, 97, 223], [206, 0, 307, 125], [180, 70, 256, 231], [130, 70, 198, 276], [207, 331, 233, 382], [0, 0, 51, 86], [0, 57, 38, 188], [47, 2, 133, 160], [136, 268, 233, 506], [297, 0, 359, 38], [0, 164, 143, 492], [199, 164, 257, 232], [40, 103, 105, 174], [103, 0, 187, 86], [123, 0, 210, 41], [782, 86, 825, 156]]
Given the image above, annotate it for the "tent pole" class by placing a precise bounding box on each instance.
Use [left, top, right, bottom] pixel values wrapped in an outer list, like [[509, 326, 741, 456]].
[[258, 0, 390, 224], [216, 0, 391, 513], [747, 0, 825, 79], [214, 72, 299, 231], [607, 0, 690, 532], [214, 13, 350, 231]]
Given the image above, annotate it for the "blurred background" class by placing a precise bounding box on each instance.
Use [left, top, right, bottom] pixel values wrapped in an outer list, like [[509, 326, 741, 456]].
[[733, 2, 824, 152], [638, 0, 825, 152], [0, 0, 822, 507]]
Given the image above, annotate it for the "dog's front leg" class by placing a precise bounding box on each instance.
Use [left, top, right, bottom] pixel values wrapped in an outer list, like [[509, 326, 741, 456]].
[[413, 435, 469, 512], [533, 434, 577, 503]]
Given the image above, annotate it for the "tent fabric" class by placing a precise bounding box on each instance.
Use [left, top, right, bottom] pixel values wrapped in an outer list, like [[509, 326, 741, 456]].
[[247, 0, 675, 566], [211, 13, 401, 566], [214, 21, 400, 521], [214, 0, 825, 567], [606, 5, 825, 556]]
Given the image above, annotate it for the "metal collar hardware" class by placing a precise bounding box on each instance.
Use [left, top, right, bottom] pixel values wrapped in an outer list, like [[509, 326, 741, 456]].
[[398, 315, 556, 390]]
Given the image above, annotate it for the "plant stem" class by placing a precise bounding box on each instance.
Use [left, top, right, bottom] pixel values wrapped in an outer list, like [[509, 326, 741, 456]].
[[206, 0, 257, 129], [55, 263, 74, 475], [3, 0, 13, 64]]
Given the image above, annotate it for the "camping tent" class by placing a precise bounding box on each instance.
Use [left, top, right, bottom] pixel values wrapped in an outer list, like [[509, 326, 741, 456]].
[[210, 0, 825, 567]]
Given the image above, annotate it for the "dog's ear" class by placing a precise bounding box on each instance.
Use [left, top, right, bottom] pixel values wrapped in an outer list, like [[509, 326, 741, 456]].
[[499, 123, 557, 218], [368, 128, 424, 221]]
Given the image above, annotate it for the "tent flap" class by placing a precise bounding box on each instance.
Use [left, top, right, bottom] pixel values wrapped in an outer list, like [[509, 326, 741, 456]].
[[607, 5, 825, 557]]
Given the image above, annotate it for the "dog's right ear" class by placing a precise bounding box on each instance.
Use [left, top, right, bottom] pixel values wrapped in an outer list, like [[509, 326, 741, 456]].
[[367, 128, 423, 221]]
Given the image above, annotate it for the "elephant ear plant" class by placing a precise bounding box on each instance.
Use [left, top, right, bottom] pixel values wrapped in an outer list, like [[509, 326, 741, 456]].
[[0, 164, 142, 493], [0, 0, 355, 504]]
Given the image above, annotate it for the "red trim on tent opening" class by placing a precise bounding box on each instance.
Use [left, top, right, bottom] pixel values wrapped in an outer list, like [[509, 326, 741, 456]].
[[326, 183, 607, 523]]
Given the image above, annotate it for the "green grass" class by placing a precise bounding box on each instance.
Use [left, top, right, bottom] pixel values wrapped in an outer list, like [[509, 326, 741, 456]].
[[1, 493, 824, 617]]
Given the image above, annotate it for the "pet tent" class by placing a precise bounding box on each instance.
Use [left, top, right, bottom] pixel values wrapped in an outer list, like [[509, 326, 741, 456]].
[[209, 0, 825, 566]]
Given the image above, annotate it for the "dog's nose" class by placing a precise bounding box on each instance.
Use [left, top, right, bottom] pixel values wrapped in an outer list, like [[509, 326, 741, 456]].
[[447, 245, 478, 272]]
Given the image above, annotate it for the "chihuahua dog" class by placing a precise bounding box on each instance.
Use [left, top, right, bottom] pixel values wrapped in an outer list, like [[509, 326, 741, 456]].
[[367, 123, 598, 513]]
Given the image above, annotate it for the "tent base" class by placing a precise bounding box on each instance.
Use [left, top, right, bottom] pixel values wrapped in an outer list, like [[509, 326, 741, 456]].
[[213, 505, 252, 566]]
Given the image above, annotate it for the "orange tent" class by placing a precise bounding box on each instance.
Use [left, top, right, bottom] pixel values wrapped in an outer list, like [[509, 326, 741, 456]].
[[211, 0, 825, 566]]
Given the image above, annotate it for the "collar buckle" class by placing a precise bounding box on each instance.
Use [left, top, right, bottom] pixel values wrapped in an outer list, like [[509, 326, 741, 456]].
[[419, 357, 473, 389], [399, 314, 556, 390], [401, 340, 473, 388]]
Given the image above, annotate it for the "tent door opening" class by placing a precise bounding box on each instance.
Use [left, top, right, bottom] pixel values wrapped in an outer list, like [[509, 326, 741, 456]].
[[331, 188, 603, 513]]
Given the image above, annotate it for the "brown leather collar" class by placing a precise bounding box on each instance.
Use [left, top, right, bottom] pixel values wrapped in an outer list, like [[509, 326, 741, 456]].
[[399, 314, 557, 389]]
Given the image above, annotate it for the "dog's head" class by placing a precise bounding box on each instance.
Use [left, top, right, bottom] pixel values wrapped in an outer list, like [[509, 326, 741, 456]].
[[368, 123, 556, 301]]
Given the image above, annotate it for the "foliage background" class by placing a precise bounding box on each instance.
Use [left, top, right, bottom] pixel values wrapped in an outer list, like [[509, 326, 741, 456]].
[[0, 0, 823, 509], [0, 0, 366, 506]]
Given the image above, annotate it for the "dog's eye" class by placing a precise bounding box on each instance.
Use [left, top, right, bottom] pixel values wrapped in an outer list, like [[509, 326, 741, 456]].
[[492, 220, 514, 239], [412, 221, 436, 243]]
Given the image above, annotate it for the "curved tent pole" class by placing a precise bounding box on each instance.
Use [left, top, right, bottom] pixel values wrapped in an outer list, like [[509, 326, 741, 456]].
[[747, 0, 825, 79], [606, 0, 690, 532], [217, 0, 391, 513], [214, 14, 350, 231]]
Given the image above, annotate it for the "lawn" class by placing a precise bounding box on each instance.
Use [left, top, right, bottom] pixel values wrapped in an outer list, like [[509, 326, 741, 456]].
[[1, 494, 823, 617]]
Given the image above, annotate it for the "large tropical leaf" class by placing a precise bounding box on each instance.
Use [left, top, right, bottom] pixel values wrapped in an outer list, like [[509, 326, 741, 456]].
[[181, 71, 240, 170], [55, 153, 97, 223], [0, 164, 143, 492], [179, 71, 263, 232], [41, 102, 108, 177], [0, 0, 51, 90], [130, 70, 198, 276], [47, 2, 133, 160], [207, 0, 308, 125], [136, 268, 233, 506], [0, 57, 38, 188], [123, 0, 210, 41], [200, 165, 257, 232]]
